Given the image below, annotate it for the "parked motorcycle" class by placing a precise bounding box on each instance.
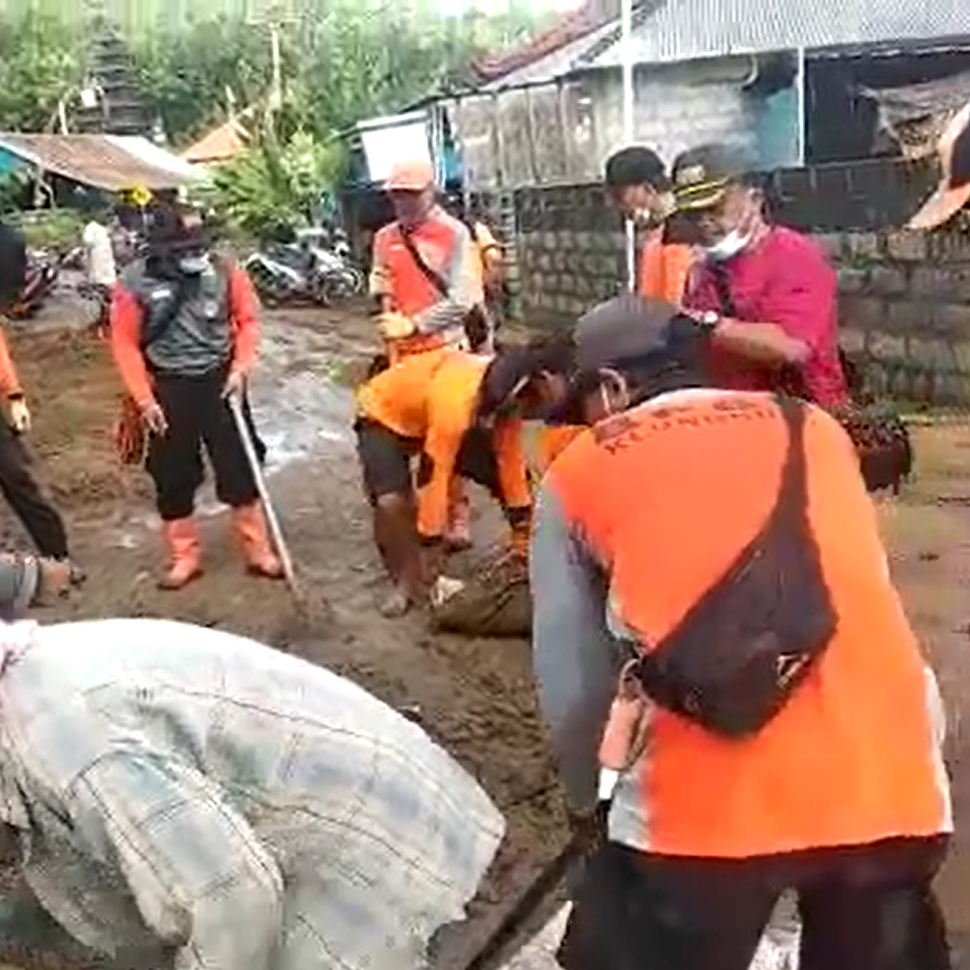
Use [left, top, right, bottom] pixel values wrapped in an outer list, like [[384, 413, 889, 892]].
[[244, 228, 363, 308], [7, 249, 60, 320]]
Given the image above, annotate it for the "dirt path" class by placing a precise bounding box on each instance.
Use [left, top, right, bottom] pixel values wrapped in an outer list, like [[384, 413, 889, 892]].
[[5, 307, 565, 969], [2, 306, 968, 964]]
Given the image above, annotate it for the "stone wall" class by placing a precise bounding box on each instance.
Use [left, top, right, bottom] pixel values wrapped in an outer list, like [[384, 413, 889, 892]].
[[586, 59, 764, 174], [827, 229, 970, 404], [513, 183, 626, 325], [494, 158, 970, 406]]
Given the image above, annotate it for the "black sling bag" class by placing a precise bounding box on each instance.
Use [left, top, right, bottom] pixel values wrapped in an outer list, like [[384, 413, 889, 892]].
[[632, 396, 838, 738]]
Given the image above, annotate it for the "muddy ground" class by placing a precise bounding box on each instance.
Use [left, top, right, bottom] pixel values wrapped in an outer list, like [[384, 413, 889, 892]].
[[2, 303, 969, 964]]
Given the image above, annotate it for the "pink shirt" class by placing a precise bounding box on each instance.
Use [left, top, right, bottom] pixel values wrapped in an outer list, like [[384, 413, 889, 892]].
[[684, 227, 848, 407]]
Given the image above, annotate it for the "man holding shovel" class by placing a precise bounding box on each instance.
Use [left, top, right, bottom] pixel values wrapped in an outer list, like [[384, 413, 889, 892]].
[[110, 203, 282, 589]]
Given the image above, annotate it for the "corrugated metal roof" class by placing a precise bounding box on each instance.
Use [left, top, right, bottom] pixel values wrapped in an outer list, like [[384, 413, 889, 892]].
[[581, 0, 970, 68], [0, 134, 196, 191], [109, 136, 201, 179]]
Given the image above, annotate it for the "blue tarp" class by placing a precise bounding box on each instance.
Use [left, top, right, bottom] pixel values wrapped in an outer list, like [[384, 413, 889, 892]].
[[0, 147, 26, 178]]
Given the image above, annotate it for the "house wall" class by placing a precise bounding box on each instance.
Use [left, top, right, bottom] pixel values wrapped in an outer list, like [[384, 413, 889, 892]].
[[575, 56, 803, 174], [476, 157, 970, 405], [587, 59, 761, 171]]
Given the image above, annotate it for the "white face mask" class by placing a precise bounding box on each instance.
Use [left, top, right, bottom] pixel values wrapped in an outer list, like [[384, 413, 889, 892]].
[[178, 253, 211, 275], [705, 229, 751, 262], [631, 191, 674, 229]]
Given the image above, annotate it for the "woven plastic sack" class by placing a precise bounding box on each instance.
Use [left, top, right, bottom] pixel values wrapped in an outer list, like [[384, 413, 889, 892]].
[[429, 547, 531, 638]]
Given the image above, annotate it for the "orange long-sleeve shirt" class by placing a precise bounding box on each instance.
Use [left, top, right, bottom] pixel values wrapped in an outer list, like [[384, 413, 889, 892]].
[[356, 348, 531, 539], [640, 234, 694, 304], [111, 262, 258, 408], [0, 326, 22, 398]]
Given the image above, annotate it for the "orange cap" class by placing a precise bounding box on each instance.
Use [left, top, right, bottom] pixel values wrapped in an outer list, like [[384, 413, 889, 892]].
[[385, 157, 435, 192], [908, 101, 970, 231]]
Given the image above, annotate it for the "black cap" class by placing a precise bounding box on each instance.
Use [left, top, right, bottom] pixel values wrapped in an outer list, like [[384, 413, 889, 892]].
[[573, 294, 686, 374], [477, 341, 574, 421], [147, 203, 210, 254], [604, 145, 670, 192], [671, 142, 756, 211]]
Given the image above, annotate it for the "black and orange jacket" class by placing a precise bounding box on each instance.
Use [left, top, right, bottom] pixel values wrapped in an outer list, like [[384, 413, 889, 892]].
[[356, 348, 531, 540], [0, 328, 22, 400], [110, 263, 259, 409]]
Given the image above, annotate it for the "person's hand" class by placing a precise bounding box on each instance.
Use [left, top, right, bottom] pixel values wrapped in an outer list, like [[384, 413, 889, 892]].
[[36, 557, 72, 604], [140, 399, 168, 435], [7, 396, 29, 434], [222, 368, 246, 400], [379, 311, 416, 341]]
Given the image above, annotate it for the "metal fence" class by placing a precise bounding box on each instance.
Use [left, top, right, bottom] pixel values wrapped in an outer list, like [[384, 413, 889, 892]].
[[445, 80, 600, 192]]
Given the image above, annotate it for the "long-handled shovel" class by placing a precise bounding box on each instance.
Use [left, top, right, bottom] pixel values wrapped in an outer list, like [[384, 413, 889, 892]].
[[456, 836, 579, 970], [227, 392, 332, 631]]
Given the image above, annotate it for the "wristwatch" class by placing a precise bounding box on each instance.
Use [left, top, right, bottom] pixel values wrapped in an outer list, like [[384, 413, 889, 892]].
[[695, 310, 721, 334]]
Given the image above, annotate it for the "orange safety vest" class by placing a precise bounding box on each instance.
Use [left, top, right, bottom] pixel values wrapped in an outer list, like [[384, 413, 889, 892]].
[[639, 234, 693, 304], [546, 394, 950, 858], [371, 208, 472, 361]]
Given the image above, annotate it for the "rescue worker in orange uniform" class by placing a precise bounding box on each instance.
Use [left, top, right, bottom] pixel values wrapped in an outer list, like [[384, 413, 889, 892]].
[[354, 345, 562, 617], [444, 193, 505, 352], [535, 145, 695, 476], [370, 159, 484, 550], [369, 158, 482, 361], [0, 323, 79, 578], [531, 295, 952, 970], [111, 204, 283, 589]]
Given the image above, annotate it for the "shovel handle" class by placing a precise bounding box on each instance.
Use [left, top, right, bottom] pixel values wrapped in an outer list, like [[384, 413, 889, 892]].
[[227, 393, 297, 590]]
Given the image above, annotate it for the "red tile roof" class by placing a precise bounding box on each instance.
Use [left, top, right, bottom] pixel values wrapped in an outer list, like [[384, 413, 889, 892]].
[[473, 0, 618, 83]]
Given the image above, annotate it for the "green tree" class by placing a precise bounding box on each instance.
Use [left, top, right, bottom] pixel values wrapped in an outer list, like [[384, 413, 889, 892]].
[[206, 124, 346, 237], [131, 15, 290, 146], [0, 10, 81, 132], [131, 2, 555, 145]]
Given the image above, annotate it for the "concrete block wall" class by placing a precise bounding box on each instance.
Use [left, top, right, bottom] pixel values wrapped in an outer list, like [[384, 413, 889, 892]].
[[588, 61, 760, 172], [514, 183, 627, 327], [827, 229, 970, 405]]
